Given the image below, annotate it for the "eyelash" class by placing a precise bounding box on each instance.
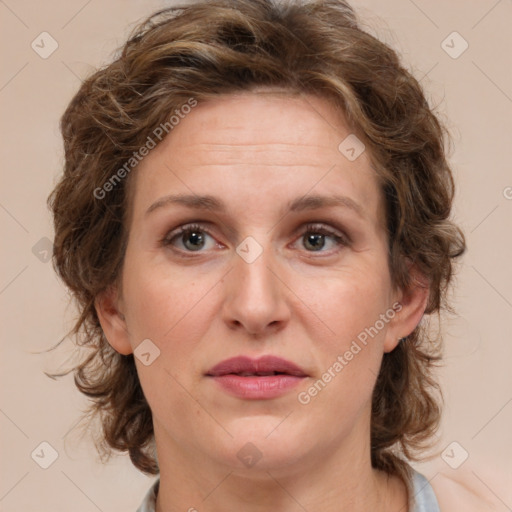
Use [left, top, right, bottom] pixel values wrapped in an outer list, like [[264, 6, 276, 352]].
[[161, 221, 350, 256]]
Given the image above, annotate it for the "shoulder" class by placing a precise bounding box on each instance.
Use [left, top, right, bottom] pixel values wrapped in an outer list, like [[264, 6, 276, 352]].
[[429, 468, 508, 512]]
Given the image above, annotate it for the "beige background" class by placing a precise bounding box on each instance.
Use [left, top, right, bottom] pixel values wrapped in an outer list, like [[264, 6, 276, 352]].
[[1, 0, 511, 510]]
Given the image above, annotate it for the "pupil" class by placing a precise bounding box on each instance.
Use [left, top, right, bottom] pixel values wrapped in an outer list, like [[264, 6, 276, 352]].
[[185, 231, 204, 250], [305, 233, 324, 251]]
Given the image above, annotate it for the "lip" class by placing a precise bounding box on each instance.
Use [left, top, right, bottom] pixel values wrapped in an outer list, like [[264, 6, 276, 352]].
[[206, 355, 308, 400]]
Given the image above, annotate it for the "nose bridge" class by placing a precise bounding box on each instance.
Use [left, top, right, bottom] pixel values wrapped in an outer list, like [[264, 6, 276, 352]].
[[223, 236, 289, 334], [237, 244, 275, 299]]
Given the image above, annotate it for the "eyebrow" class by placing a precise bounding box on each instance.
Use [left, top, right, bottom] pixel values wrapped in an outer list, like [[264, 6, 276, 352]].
[[145, 193, 365, 219]]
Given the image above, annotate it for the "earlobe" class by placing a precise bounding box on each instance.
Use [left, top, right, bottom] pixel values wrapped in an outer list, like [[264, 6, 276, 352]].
[[94, 285, 133, 355], [384, 265, 430, 353]]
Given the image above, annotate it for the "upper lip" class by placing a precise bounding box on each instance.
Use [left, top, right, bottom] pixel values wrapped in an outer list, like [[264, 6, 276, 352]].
[[206, 355, 308, 377]]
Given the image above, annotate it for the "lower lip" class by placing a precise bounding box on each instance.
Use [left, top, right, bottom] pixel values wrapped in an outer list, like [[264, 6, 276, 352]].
[[208, 374, 306, 399]]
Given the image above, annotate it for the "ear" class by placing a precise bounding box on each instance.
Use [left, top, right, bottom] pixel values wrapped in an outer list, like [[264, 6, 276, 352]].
[[383, 263, 430, 353], [94, 285, 133, 355]]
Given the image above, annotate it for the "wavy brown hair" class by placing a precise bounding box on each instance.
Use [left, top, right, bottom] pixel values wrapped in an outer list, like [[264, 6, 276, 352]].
[[48, 0, 466, 479]]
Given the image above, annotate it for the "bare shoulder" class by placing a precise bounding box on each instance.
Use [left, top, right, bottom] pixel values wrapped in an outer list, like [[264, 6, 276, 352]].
[[430, 468, 511, 512]]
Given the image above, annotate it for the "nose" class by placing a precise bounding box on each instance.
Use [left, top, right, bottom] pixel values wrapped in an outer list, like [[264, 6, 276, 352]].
[[222, 243, 291, 336]]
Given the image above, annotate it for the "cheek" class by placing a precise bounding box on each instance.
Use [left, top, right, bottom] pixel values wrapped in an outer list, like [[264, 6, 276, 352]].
[[124, 266, 219, 421], [121, 258, 220, 347], [303, 268, 392, 346], [296, 268, 392, 406], [134, 357, 206, 445]]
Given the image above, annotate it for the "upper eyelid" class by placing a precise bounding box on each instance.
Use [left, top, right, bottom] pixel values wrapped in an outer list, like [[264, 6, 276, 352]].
[[167, 221, 345, 237]]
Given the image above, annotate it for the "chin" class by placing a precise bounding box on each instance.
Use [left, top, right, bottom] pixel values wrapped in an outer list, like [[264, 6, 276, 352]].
[[219, 417, 308, 471]]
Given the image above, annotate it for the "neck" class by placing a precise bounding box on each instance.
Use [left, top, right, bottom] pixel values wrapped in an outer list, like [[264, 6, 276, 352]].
[[153, 422, 408, 512]]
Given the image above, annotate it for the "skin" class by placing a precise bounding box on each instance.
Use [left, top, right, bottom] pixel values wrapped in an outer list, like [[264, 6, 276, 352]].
[[96, 90, 430, 512]]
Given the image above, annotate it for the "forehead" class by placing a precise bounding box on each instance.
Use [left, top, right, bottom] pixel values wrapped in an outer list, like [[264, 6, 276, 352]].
[[158, 91, 360, 162], [127, 91, 384, 227]]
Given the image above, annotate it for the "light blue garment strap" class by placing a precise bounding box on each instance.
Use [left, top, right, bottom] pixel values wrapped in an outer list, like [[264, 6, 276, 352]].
[[136, 479, 159, 512], [410, 470, 441, 512]]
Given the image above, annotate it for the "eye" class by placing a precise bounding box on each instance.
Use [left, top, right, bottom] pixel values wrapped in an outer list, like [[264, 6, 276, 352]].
[[162, 221, 350, 256], [162, 223, 219, 252], [295, 223, 349, 253]]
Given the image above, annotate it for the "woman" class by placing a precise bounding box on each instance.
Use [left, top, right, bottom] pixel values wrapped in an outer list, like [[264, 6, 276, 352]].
[[48, 0, 466, 510]]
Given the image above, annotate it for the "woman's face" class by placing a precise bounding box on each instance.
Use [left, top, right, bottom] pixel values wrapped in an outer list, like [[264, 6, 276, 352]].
[[99, 90, 426, 474]]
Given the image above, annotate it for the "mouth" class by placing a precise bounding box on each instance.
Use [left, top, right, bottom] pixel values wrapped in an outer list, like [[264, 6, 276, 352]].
[[205, 355, 308, 378], [229, 371, 296, 376], [205, 355, 308, 400]]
